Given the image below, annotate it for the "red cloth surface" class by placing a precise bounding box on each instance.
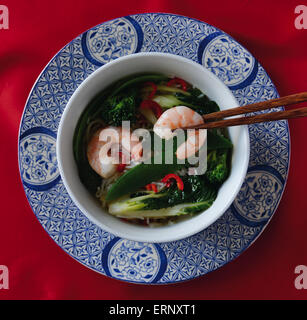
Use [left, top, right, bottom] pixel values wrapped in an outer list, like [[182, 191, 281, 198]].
[[1, 0, 307, 300]]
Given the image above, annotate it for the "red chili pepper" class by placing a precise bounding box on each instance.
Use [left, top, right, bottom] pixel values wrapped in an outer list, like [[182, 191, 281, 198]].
[[116, 151, 127, 172], [140, 100, 163, 118], [145, 183, 158, 193], [143, 81, 157, 99], [166, 77, 188, 91], [161, 174, 184, 191]]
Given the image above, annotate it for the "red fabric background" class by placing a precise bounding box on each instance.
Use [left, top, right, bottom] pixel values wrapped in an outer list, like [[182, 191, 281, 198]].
[[1, 0, 307, 300]]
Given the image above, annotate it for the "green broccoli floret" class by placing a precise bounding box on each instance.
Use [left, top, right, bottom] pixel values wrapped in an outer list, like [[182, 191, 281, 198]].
[[205, 150, 229, 185], [102, 89, 139, 126]]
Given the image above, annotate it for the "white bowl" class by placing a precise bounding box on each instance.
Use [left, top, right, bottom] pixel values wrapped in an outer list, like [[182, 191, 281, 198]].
[[57, 52, 249, 243]]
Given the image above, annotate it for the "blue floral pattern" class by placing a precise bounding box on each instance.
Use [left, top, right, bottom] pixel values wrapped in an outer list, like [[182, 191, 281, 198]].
[[18, 13, 290, 283], [199, 32, 257, 89], [19, 130, 59, 190], [82, 17, 141, 66], [104, 239, 162, 283], [232, 166, 284, 226]]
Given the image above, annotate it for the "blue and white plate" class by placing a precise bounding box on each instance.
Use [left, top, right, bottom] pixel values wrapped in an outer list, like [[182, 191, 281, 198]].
[[18, 13, 289, 284]]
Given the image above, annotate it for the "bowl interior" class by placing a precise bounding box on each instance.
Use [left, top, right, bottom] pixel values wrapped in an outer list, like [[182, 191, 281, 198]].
[[57, 52, 249, 243]]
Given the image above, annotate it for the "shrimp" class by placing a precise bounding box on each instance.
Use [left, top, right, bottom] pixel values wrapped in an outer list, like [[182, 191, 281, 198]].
[[87, 126, 143, 178], [87, 130, 117, 179], [153, 106, 207, 159]]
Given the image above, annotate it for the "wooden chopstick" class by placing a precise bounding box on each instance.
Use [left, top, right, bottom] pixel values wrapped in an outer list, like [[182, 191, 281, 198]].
[[189, 106, 307, 129], [202, 91, 307, 122], [182, 91, 307, 130]]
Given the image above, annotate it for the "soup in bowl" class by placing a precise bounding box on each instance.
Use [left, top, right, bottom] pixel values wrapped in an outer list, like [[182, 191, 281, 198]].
[[57, 52, 249, 243]]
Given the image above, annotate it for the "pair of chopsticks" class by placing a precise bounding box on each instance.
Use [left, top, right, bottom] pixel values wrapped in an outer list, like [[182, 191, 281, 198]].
[[184, 92, 307, 130]]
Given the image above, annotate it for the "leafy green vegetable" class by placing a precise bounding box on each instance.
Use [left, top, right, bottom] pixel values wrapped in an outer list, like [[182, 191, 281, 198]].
[[108, 175, 217, 217], [152, 94, 183, 108], [175, 87, 220, 115], [205, 150, 229, 185], [105, 161, 184, 202], [109, 201, 214, 218], [207, 130, 233, 150], [101, 88, 139, 126], [152, 86, 220, 115]]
